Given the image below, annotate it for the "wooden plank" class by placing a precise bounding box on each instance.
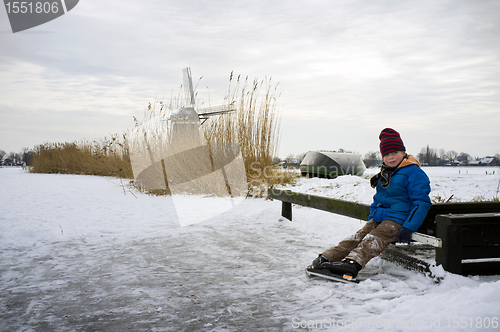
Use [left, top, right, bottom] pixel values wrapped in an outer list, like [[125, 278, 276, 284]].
[[439, 213, 500, 225], [462, 246, 500, 260], [411, 232, 442, 248], [428, 203, 500, 216], [461, 224, 500, 246], [432, 214, 500, 247], [419, 203, 500, 235], [268, 189, 370, 221], [461, 261, 500, 276]]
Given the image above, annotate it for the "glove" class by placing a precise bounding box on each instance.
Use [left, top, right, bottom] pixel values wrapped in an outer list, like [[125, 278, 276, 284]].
[[397, 227, 413, 244]]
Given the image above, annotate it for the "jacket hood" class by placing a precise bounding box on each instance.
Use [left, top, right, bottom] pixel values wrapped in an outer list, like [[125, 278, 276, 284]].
[[398, 154, 421, 168]]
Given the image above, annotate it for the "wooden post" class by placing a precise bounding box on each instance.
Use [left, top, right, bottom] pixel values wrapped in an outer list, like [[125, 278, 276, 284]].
[[282, 201, 292, 221]]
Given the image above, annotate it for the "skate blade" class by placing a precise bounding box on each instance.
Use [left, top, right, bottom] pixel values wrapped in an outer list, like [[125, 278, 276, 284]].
[[306, 266, 360, 284]]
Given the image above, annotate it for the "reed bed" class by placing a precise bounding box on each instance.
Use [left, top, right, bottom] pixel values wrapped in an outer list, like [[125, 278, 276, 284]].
[[30, 135, 133, 179]]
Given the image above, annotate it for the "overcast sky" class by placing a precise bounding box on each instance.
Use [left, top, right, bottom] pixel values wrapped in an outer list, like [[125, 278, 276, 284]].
[[1, 0, 499, 159]]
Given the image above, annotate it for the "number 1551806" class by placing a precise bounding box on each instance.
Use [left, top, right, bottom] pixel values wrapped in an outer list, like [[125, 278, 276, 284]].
[[445, 317, 498, 329], [5, 2, 60, 14]]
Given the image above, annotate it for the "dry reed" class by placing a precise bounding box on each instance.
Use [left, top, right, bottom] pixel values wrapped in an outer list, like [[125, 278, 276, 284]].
[[30, 134, 133, 179], [203, 74, 297, 195]]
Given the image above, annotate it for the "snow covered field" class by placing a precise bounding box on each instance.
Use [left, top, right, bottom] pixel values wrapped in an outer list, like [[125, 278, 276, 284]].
[[1, 166, 499, 331]]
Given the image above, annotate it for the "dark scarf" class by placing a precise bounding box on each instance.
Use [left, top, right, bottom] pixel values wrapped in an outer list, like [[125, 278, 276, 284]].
[[370, 163, 397, 188]]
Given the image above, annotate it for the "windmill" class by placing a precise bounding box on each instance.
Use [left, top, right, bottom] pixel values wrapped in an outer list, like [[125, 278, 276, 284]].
[[161, 68, 246, 192], [128, 67, 247, 226], [166, 68, 235, 153]]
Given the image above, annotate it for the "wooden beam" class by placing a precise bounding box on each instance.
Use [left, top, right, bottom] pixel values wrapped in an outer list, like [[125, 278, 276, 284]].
[[411, 232, 442, 248], [268, 189, 370, 220]]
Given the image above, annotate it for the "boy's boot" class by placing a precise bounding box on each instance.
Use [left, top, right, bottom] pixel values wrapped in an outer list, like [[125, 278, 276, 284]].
[[320, 258, 362, 278], [311, 254, 329, 269]]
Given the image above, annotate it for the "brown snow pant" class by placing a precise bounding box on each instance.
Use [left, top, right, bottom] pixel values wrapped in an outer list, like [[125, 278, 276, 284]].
[[320, 219, 402, 267]]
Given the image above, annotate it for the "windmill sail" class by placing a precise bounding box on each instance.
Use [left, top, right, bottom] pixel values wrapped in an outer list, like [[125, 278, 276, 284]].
[[183, 67, 196, 107]]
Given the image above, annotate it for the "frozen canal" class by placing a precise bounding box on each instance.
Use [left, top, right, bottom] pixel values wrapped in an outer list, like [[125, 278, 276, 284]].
[[1, 167, 499, 331]]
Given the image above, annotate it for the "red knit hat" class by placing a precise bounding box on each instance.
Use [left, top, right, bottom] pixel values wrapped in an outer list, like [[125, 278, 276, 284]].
[[379, 128, 405, 157]]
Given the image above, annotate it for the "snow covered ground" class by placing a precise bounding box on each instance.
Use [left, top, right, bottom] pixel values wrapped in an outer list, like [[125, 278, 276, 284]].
[[1, 166, 499, 331]]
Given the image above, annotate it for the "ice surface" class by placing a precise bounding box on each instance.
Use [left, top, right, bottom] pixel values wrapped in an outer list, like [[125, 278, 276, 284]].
[[1, 166, 499, 331]]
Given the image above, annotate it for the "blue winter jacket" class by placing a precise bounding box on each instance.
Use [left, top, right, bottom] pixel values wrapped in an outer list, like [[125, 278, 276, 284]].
[[368, 155, 432, 232]]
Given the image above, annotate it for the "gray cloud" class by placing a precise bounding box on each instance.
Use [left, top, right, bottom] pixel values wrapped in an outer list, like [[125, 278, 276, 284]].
[[0, 0, 499, 157]]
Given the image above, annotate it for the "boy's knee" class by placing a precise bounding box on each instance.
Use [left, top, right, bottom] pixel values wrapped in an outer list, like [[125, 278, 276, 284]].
[[370, 220, 401, 242]]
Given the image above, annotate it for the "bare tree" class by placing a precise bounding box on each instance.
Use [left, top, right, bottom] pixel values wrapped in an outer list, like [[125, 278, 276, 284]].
[[438, 148, 446, 160], [363, 151, 381, 167], [272, 156, 281, 165], [445, 150, 458, 162], [284, 153, 294, 163], [7, 152, 22, 163], [295, 152, 307, 164], [22, 148, 34, 166], [458, 152, 470, 162], [417, 145, 438, 166]]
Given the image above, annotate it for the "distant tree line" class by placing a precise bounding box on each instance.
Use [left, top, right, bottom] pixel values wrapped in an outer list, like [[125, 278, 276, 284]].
[[3, 146, 499, 169], [363, 146, 500, 167], [273, 147, 500, 168], [413, 145, 500, 166], [0, 148, 34, 166]]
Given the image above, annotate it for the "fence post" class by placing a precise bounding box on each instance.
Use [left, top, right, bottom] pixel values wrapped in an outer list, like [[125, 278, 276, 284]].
[[282, 201, 292, 221]]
